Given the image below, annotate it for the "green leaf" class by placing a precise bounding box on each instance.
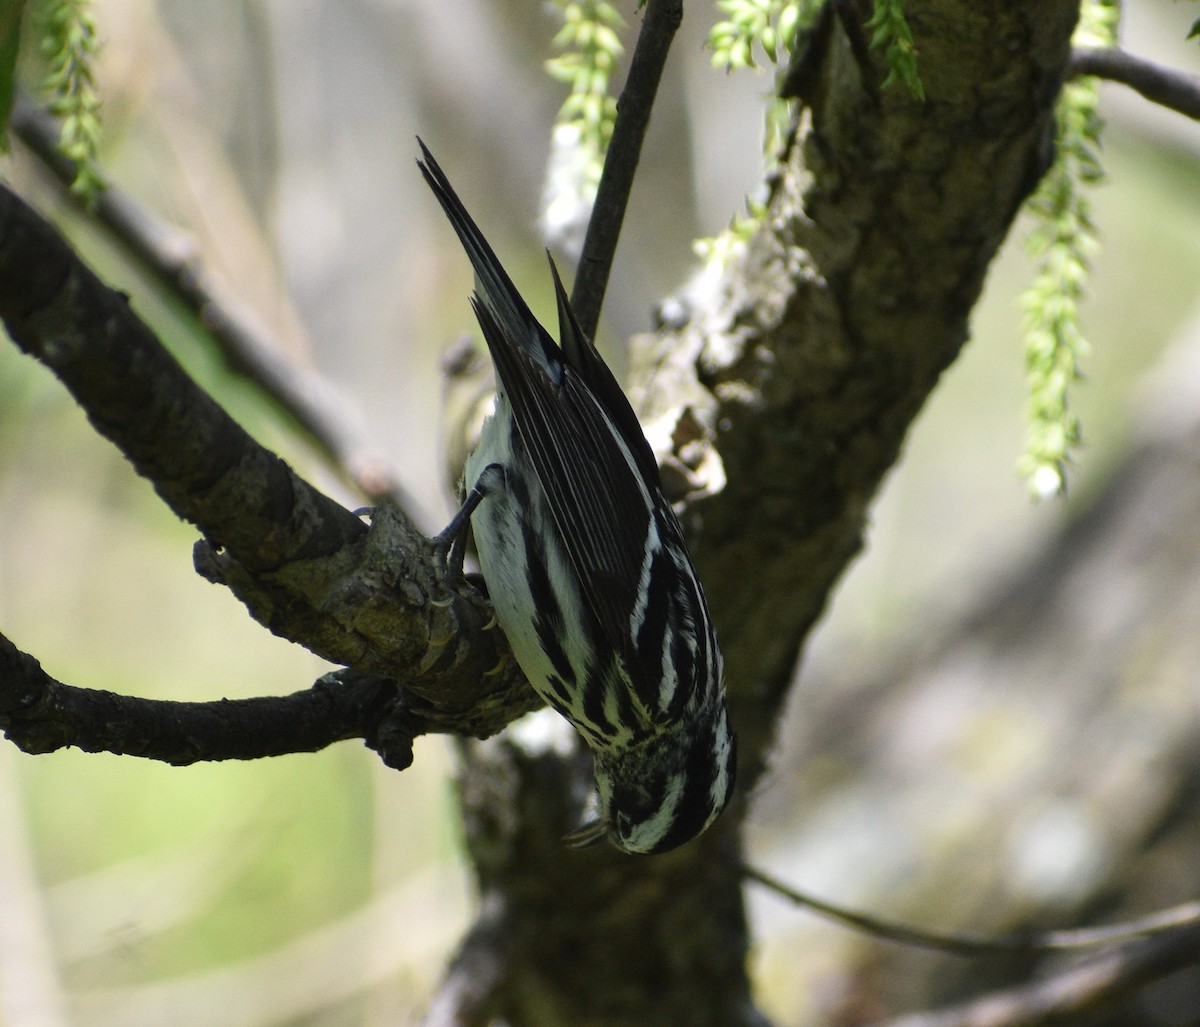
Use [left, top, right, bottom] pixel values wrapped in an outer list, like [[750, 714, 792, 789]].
[[1016, 0, 1117, 499], [545, 1, 625, 212], [706, 0, 813, 72], [38, 0, 107, 205], [866, 0, 925, 100]]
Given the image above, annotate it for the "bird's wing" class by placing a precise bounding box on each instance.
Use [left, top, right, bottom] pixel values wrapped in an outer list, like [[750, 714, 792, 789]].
[[419, 141, 687, 710]]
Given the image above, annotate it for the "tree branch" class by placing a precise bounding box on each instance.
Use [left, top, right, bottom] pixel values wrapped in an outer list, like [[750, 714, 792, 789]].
[[883, 925, 1200, 1027], [0, 631, 421, 769], [569, 0, 682, 341], [745, 864, 1200, 956], [1069, 46, 1200, 121], [10, 94, 417, 508], [0, 185, 538, 740], [0, 182, 363, 572]]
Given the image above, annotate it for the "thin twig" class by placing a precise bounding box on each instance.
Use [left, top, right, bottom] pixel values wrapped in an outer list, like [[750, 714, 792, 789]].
[[9, 93, 420, 514], [1069, 46, 1200, 121], [569, 0, 682, 342], [882, 923, 1200, 1027], [745, 864, 1200, 956]]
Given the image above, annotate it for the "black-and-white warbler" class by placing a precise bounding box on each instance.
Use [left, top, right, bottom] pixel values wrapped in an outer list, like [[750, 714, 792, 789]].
[[419, 141, 735, 854]]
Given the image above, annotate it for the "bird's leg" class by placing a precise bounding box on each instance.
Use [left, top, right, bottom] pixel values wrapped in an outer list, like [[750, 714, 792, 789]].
[[431, 462, 505, 578]]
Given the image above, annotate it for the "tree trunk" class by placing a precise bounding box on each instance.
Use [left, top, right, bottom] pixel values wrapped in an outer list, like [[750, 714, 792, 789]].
[[438, 2, 1082, 1022]]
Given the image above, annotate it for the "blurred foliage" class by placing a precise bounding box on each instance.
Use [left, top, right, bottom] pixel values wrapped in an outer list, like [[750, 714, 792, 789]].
[[692, 206, 761, 266], [865, 0, 924, 99], [545, 1, 624, 208], [1018, 0, 1118, 498], [0, 0, 23, 148], [708, 0, 808, 71], [0, 0, 106, 198], [35, 0, 105, 202], [699, 1, 813, 277]]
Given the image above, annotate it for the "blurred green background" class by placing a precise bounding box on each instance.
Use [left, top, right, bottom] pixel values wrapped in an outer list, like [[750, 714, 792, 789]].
[[1, 1, 1198, 1024]]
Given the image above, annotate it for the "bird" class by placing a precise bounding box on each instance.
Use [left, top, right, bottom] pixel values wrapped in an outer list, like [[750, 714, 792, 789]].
[[419, 140, 735, 854]]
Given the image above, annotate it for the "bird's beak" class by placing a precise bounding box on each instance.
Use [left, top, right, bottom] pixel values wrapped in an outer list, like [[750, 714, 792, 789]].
[[562, 817, 609, 848]]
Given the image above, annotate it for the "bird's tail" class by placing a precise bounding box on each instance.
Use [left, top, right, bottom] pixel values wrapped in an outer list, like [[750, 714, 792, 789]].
[[417, 139, 560, 378]]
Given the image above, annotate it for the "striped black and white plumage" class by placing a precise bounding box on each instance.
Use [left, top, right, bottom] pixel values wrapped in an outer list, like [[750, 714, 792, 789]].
[[419, 142, 735, 855]]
